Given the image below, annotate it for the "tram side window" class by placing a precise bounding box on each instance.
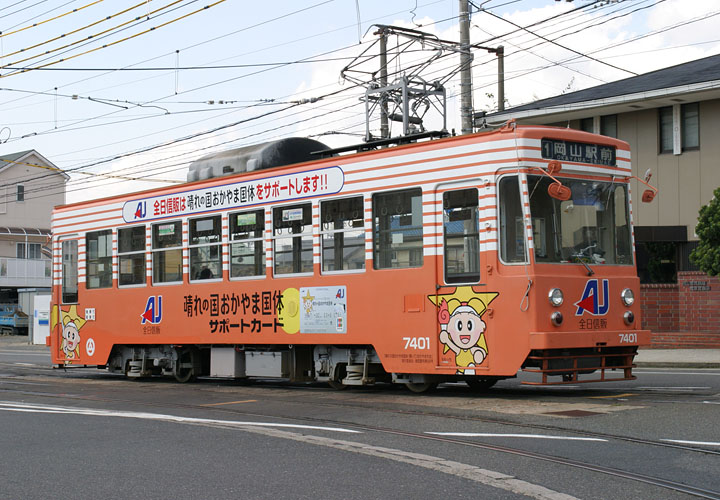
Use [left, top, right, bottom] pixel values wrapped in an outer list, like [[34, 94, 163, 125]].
[[373, 188, 423, 269], [321, 196, 365, 272], [273, 203, 312, 275], [152, 221, 182, 283], [118, 226, 146, 286], [230, 209, 265, 278], [86, 230, 112, 289], [189, 215, 222, 280], [498, 176, 527, 263], [62, 240, 78, 303], [444, 189, 479, 283]]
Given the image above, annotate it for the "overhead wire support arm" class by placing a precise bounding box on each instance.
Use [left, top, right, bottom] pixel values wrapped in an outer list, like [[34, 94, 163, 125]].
[[340, 24, 462, 143]]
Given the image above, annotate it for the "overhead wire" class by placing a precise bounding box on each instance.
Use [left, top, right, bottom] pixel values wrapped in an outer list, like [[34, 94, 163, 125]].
[[0, 0, 104, 39], [1, 0, 224, 77], [4, 0, 704, 205]]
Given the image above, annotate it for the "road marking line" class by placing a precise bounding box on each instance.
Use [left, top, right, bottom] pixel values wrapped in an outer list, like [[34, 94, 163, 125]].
[[0, 352, 49, 357], [0, 401, 580, 499], [427, 432, 606, 442], [589, 393, 636, 399], [202, 400, 257, 406], [636, 387, 711, 390], [662, 439, 720, 447], [0, 401, 359, 434], [635, 371, 720, 376]]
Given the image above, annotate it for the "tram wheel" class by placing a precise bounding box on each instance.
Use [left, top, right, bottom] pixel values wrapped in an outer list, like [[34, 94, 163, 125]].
[[174, 348, 198, 383], [465, 377, 497, 391], [404, 382, 437, 393], [327, 379, 348, 390]]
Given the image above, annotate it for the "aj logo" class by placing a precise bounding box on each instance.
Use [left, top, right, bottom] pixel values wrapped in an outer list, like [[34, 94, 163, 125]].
[[141, 296, 163, 324], [575, 279, 609, 316], [134, 201, 146, 220]]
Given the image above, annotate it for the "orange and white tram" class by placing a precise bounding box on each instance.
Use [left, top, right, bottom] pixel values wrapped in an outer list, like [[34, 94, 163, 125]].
[[49, 122, 655, 390]]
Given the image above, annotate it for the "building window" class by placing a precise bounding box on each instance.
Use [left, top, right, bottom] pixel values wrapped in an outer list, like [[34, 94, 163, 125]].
[[579, 118, 593, 133], [600, 114, 617, 138], [681, 102, 699, 150], [373, 188, 423, 269], [152, 221, 182, 283], [62, 240, 78, 303], [118, 226, 146, 286], [320, 196, 365, 272], [659, 106, 673, 153], [230, 209, 265, 278], [16, 184, 24, 202], [273, 203, 313, 275], [189, 215, 221, 280], [443, 189, 479, 283], [16, 242, 41, 260], [86, 230, 113, 289]]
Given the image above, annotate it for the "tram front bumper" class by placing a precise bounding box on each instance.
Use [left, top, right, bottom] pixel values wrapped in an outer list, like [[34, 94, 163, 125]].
[[528, 329, 651, 350]]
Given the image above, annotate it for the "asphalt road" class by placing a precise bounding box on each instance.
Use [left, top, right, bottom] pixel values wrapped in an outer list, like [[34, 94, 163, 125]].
[[1, 344, 718, 500]]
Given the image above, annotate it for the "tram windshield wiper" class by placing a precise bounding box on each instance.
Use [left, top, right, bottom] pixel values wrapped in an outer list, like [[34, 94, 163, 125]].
[[573, 256, 594, 276], [571, 243, 597, 276]]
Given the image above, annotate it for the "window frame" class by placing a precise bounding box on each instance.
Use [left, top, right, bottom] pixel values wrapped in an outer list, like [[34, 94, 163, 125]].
[[61, 238, 78, 304], [600, 114, 617, 138], [16, 184, 24, 202], [442, 187, 480, 284], [188, 214, 222, 282], [681, 102, 699, 151], [272, 202, 314, 276], [117, 225, 147, 287], [16, 242, 41, 259], [229, 208, 266, 280], [372, 187, 424, 270], [658, 106, 674, 154], [497, 174, 529, 266], [151, 220, 183, 285], [319, 195, 366, 274], [85, 229, 113, 289]]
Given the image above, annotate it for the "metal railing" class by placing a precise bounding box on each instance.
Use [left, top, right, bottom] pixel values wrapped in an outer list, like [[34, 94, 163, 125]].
[[0, 257, 51, 287]]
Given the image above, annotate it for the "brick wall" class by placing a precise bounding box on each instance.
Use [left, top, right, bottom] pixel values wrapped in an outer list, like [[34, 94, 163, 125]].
[[640, 271, 720, 348]]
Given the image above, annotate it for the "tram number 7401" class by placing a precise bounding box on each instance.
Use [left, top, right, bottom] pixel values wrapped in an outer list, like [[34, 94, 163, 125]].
[[403, 337, 431, 350], [618, 333, 638, 343]]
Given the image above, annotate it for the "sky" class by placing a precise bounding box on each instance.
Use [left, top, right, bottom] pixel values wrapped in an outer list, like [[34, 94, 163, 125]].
[[1, 0, 719, 205]]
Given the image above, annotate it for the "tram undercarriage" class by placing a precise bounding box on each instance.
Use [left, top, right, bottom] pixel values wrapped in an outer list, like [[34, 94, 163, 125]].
[[102, 343, 517, 392]]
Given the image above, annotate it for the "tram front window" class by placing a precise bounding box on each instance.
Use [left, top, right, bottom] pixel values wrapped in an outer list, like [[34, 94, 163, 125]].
[[527, 175, 632, 266]]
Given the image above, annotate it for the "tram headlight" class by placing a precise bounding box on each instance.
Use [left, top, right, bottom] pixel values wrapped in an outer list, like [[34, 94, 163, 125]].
[[551, 312, 563, 326], [548, 288, 564, 307], [624, 311, 635, 326], [621, 288, 635, 306]]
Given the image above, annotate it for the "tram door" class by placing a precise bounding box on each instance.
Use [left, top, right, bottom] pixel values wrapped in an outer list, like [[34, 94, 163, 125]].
[[434, 182, 490, 373]]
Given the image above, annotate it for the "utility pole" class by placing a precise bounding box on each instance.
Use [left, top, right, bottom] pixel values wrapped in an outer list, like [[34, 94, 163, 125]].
[[379, 27, 389, 140], [497, 45, 505, 112], [459, 0, 473, 135]]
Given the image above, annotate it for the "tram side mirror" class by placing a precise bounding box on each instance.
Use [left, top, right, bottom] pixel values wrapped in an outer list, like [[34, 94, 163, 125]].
[[548, 182, 571, 201], [642, 189, 656, 203], [547, 161, 562, 175]]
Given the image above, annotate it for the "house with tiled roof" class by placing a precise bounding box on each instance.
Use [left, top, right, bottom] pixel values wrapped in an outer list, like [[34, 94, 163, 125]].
[[0, 150, 68, 326]]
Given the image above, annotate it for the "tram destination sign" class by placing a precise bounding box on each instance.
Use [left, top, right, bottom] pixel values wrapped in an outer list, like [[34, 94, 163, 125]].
[[122, 166, 345, 223], [541, 138, 616, 167]]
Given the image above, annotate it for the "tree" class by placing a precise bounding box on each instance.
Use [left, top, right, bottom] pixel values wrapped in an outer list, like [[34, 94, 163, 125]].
[[690, 186, 720, 276]]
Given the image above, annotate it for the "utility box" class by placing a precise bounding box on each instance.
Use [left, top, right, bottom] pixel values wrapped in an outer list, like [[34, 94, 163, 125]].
[[245, 351, 290, 378], [210, 348, 246, 378]]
